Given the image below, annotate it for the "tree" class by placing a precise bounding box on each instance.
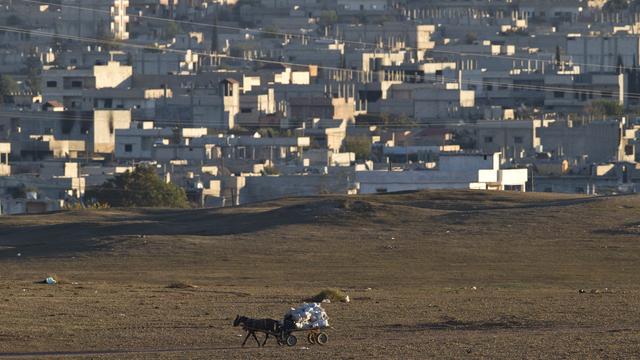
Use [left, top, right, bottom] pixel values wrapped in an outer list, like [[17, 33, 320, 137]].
[[262, 25, 280, 39], [616, 54, 624, 74], [380, 113, 417, 127], [5, 15, 23, 26], [585, 99, 624, 118], [603, 0, 629, 13], [85, 166, 189, 208], [465, 32, 477, 45], [164, 22, 181, 40], [0, 75, 18, 104], [24, 48, 42, 93], [319, 10, 338, 27], [344, 136, 372, 161]]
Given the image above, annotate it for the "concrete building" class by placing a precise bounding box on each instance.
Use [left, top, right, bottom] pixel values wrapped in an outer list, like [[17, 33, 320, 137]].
[[42, 61, 133, 110], [379, 83, 475, 122], [543, 72, 625, 113], [473, 119, 553, 161], [356, 152, 528, 193], [59, 0, 130, 40], [567, 35, 640, 73], [0, 143, 10, 176], [538, 119, 636, 164]]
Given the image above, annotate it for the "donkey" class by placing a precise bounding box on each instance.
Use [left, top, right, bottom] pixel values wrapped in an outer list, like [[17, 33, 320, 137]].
[[233, 315, 282, 347]]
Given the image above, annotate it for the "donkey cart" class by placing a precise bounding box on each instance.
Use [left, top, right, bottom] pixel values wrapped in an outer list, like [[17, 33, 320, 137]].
[[233, 315, 330, 347], [278, 326, 330, 347]]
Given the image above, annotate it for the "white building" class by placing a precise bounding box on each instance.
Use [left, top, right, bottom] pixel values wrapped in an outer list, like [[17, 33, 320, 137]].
[[356, 152, 528, 193]]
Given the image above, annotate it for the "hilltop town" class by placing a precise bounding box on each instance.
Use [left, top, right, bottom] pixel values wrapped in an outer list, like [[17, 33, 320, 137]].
[[0, 0, 638, 212]]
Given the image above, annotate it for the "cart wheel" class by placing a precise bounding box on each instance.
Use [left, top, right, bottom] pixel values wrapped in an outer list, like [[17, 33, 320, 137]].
[[286, 335, 297, 347], [316, 332, 328, 345], [307, 332, 316, 344]]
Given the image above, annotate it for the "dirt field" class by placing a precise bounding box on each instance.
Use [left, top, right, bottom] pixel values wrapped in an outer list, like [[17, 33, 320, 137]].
[[0, 190, 639, 359]]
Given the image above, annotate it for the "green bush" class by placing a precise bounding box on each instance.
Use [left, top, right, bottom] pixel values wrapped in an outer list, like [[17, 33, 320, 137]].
[[344, 136, 372, 161], [586, 100, 624, 117]]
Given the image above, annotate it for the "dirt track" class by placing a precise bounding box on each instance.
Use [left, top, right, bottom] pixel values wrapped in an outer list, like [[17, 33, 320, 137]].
[[0, 190, 639, 359]]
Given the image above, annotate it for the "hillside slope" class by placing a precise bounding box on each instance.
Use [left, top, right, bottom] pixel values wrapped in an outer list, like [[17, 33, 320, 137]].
[[0, 190, 638, 358]]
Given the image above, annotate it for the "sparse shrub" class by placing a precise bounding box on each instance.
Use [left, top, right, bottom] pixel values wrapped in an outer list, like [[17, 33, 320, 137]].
[[64, 201, 111, 210], [307, 288, 348, 303], [339, 199, 374, 213], [261, 166, 280, 175], [167, 281, 197, 289]]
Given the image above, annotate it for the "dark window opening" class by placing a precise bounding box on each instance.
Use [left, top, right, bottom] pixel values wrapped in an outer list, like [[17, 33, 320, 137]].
[[625, 144, 634, 155]]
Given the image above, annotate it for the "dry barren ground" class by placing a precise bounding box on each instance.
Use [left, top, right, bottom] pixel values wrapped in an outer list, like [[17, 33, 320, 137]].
[[0, 190, 639, 359]]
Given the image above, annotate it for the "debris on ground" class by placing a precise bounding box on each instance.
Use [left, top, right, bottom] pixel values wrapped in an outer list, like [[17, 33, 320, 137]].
[[578, 288, 614, 294], [45, 277, 57, 285], [285, 303, 329, 329]]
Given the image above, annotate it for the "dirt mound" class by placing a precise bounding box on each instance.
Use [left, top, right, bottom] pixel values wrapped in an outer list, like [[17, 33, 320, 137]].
[[386, 316, 551, 332], [594, 222, 640, 235]]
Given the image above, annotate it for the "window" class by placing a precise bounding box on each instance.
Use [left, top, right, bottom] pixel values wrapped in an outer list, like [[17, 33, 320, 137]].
[[575, 187, 585, 193], [71, 80, 82, 88], [625, 145, 634, 156], [124, 144, 133, 152], [46, 81, 57, 88], [240, 108, 252, 113], [104, 99, 113, 108], [484, 136, 493, 143], [514, 136, 523, 144], [553, 91, 564, 98]]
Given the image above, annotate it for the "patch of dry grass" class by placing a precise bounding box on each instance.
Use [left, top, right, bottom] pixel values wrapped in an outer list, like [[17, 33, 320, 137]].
[[307, 288, 349, 302], [166, 281, 198, 289]]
